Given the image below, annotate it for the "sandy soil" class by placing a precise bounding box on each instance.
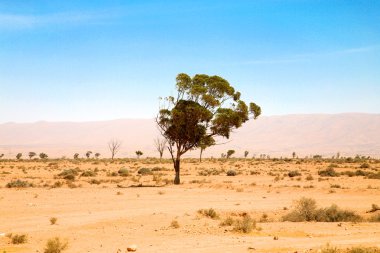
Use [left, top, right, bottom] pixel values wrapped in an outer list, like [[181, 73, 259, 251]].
[[0, 158, 379, 253]]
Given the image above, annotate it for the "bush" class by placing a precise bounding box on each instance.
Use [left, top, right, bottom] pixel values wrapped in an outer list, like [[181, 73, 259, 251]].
[[288, 170, 301, 177], [220, 216, 235, 226], [118, 168, 129, 177], [58, 169, 78, 181], [315, 204, 362, 222], [6, 180, 34, 188], [170, 220, 180, 228], [137, 168, 152, 175], [360, 163, 370, 169], [81, 170, 97, 177], [283, 197, 362, 222], [282, 197, 317, 222], [226, 170, 237, 176], [44, 237, 68, 253], [233, 215, 256, 233], [318, 167, 339, 177], [198, 208, 219, 219], [50, 217, 58, 225], [11, 234, 27, 244]]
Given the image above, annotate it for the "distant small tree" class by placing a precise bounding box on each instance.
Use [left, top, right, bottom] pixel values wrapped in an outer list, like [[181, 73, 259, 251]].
[[94, 153, 100, 159], [135, 150, 143, 159], [244, 150, 249, 158], [336, 152, 340, 159], [292, 152, 296, 159], [85, 151, 92, 159], [39, 153, 48, 159], [16, 153, 22, 160], [154, 137, 167, 161], [199, 136, 215, 162], [0, 154, 4, 159], [73, 153, 79, 159], [221, 153, 226, 159], [108, 139, 122, 160], [29, 152, 36, 159], [226, 150, 235, 159]]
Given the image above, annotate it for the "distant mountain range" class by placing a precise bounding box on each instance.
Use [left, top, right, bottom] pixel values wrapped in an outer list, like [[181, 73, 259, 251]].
[[0, 113, 379, 159]]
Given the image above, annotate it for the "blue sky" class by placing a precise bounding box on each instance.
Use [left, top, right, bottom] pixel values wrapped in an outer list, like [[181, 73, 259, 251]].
[[0, 0, 379, 123]]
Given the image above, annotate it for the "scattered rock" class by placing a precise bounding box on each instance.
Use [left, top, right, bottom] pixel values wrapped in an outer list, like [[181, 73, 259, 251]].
[[127, 245, 138, 252], [273, 236, 279, 240]]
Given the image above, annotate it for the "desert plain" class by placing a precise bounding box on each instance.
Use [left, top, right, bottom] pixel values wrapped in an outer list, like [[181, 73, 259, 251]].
[[0, 157, 379, 253]]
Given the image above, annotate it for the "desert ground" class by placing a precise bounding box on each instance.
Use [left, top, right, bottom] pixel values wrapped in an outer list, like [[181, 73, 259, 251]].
[[0, 157, 379, 253]]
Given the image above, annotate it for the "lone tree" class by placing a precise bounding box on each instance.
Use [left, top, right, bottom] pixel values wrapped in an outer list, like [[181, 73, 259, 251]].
[[154, 137, 167, 161], [226, 149, 235, 159], [94, 152, 101, 159], [16, 153, 22, 160], [156, 73, 261, 184], [108, 139, 122, 160], [0, 154, 4, 159], [244, 150, 249, 158], [292, 151, 296, 159], [73, 153, 79, 159], [39, 153, 48, 159], [85, 151, 92, 159], [135, 150, 143, 159], [29, 152, 36, 159]]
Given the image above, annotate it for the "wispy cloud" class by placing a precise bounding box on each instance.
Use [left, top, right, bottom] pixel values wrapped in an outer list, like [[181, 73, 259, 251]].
[[0, 11, 119, 29], [238, 45, 380, 65]]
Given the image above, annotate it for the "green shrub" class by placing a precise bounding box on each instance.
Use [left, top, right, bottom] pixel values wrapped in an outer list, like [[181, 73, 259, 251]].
[[6, 180, 34, 188], [220, 216, 235, 226], [137, 168, 152, 175], [282, 197, 317, 222], [118, 168, 129, 177]]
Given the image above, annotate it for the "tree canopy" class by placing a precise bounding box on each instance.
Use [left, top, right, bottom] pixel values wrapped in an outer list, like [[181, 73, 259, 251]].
[[157, 73, 261, 184]]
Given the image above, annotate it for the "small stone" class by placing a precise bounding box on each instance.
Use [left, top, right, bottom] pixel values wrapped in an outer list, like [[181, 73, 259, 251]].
[[127, 245, 138, 252], [273, 236, 279, 240]]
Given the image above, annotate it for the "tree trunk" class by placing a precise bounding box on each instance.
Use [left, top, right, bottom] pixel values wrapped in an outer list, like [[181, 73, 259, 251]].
[[199, 148, 203, 163], [174, 158, 180, 185]]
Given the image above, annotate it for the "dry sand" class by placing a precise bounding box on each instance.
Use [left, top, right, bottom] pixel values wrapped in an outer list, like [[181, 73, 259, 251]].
[[0, 158, 379, 252]]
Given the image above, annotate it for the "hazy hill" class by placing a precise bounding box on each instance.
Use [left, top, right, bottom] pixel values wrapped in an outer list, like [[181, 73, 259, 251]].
[[0, 113, 379, 159]]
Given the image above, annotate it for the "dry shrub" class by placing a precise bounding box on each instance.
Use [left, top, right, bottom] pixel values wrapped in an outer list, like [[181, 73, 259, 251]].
[[44, 237, 68, 253]]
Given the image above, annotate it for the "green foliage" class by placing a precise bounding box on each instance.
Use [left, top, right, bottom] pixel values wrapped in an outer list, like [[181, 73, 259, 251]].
[[157, 73, 260, 184], [137, 168, 152, 175], [39, 153, 48, 159], [226, 150, 235, 159], [135, 150, 143, 158], [118, 168, 129, 177], [28, 152, 36, 159], [44, 237, 68, 253]]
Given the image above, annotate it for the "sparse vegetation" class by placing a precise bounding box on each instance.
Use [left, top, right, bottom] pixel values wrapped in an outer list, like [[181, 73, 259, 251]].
[[44, 237, 68, 253]]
